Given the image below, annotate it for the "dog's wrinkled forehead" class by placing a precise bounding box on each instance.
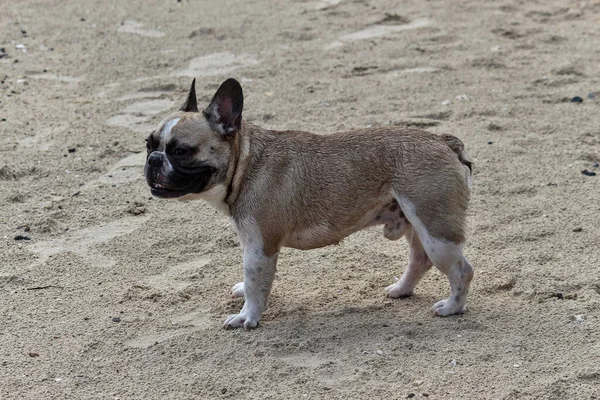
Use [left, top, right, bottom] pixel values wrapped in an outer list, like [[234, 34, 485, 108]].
[[152, 113, 210, 150]]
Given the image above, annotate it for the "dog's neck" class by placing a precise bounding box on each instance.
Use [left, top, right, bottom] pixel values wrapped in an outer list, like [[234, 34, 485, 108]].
[[222, 124, 254, 214], [223, 129, 243, 211]]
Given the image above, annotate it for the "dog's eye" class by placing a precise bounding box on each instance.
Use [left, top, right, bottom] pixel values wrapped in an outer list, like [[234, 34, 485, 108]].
[[173, 148, 188, 156]]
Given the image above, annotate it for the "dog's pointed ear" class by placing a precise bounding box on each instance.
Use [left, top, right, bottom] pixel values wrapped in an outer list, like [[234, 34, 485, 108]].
[[180, 78, 199, 113], [203, 78, 243, 138]]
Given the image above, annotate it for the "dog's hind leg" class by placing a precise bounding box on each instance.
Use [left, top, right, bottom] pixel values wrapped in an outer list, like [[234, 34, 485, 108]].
[[385, 226, 433, 298], [394, 195, 474, 316]]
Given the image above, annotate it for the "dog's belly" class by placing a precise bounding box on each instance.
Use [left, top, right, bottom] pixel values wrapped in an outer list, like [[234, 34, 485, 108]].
[[282, 224, 346, 250], [281, 200, 409, 250]]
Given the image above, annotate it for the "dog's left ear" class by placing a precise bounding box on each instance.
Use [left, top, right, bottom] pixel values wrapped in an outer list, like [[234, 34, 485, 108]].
[[204, 78, 244, 138], [180, 78, 199, 113]]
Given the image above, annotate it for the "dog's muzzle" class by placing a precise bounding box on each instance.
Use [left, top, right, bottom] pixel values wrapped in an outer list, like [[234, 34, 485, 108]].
[[145, 152, 188, 198]]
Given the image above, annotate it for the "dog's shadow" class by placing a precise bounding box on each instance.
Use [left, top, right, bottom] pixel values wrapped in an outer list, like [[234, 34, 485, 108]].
[[260, 295, 484, 342], [251, 299, 485, 385]]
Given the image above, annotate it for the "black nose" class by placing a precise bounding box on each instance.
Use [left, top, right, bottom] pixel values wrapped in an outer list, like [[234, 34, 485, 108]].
[[148, 153, 163, 168]]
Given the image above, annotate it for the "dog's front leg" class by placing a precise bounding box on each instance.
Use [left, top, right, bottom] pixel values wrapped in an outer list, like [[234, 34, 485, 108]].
[[223, 247, 278, 330]]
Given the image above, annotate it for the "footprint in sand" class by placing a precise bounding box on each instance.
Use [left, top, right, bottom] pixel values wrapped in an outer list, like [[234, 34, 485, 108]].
[[124, 257, 212, 348], [105, 98, 174, 133], [143, 256, 211, 292], [123, 310, 211, 348], [175, 52, 259, 77], [26, 71, 83, 85], [93, 151, 147, 188], [117, 20, 165, 38], [104, 51, 258, 132], [326, 19, 430, 49], [30, 217, 147, 269], [116, 84, 177, 101], [313, 0, 343, 10], [15, 127, 64, 152], [388, 66, 441, 75], [277, 352, 356, 386]]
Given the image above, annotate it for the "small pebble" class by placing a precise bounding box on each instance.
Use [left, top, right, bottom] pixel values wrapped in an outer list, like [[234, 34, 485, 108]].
[[28, 352, 39, 357], [423, 394, 430, 398], [14, 235, 30, 241], [68, 148, 76, 153], [573, 314, 585, 323], [588, 93, 596, 99], [413, 380, 424, 386], [581, 169, 596, 176], [593, 163, 599, 168], [450, 359, 457, 367], [572, 227, 582, 232], [112, 317, 121, 323], [376, 349, 384, 356], [487, 141, 493, 145], [556, 293, 564, 300], [570, 96, 583, 103], [221, 388, 227, 394], [407, 394, 415, 399]]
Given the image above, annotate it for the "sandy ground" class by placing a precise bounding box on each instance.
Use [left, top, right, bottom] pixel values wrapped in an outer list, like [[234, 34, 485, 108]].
[[1, 0, 600, 398]]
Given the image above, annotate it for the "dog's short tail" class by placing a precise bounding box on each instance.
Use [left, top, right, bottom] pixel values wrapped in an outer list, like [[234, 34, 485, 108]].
[[441, 134, 472, 174]]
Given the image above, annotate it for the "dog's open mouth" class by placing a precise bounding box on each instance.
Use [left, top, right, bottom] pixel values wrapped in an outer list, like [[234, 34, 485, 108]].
[[150, 182, 187, 199]]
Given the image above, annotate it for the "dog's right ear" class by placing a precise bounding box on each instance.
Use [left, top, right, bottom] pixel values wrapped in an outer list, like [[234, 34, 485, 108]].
[[180, 78, 199, 113], [203, 78, 244, 138]]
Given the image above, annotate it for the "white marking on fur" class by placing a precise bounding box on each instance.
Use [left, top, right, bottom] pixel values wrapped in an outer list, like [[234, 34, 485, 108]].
[[461, 149, 473, 190], [466, 168, 473, 191], [240, 134, 250, 155], [178, 184, 229, 214], [160, 117, 181, 143]]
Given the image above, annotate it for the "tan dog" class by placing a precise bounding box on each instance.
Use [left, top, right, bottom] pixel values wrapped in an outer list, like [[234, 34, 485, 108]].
[[144, 78, 474, 330]]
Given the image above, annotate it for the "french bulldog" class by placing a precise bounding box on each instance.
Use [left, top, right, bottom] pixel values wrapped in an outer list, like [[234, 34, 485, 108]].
[[145, 78, 474, 330]]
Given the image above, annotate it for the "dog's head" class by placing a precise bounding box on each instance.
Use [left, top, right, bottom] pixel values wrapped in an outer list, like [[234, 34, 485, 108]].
[[144, 78, 243, 199]]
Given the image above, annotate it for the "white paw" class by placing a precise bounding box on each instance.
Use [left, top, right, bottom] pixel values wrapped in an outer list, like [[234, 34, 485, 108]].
[[223, 311, 260, 331], [432, 298, 466, 316], [231, 282, 244, 298], [384, 282, 413, 298], [384, 277, 413, 298]]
